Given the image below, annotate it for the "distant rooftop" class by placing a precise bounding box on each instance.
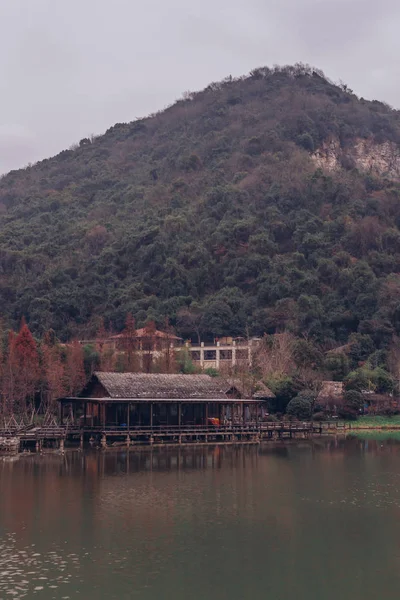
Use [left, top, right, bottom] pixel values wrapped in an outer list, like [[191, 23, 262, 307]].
[[110, 328, 182, 341]]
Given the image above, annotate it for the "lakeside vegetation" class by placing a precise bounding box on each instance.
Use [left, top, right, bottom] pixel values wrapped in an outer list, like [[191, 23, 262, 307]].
[[0, 316, 398, 426], [342, 415, 400, 428]]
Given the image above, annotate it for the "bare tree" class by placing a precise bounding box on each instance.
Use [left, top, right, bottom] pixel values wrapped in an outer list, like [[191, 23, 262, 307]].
[[255, 332, 296, 379], [41, 331, 66, 417], [64, 340, 86, 396], [95, 319, 116, 372], [156, 319, 178, 373], [142, 321, 157, 373], [296, 367, 324, 416], [120, 313, 139, 372]]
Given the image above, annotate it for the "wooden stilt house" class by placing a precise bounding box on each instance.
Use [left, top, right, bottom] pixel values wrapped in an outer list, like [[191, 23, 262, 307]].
[[59, 372, 274, 429]]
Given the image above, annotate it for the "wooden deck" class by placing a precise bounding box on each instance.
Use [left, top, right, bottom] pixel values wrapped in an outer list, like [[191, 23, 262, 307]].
[[0, 421, 344, 453]]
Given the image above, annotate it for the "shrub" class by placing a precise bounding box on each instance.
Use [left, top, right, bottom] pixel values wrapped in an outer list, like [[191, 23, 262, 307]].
[[338, 406, 359, 420], [204, 367, 219, 377], [177, 348, 198, 374], [266, 375, 300, 414], [338, 390, 364, 420], [286, 396, 312, 420], [312, 411, 326, 421], [263, 414, 279, 422]]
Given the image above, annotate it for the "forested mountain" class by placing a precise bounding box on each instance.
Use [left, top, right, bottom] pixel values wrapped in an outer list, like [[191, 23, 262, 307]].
[[2, 63, 400, 363]]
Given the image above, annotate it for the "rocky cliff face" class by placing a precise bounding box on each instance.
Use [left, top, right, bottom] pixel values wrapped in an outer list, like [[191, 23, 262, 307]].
[[311, 138, 400, 180]]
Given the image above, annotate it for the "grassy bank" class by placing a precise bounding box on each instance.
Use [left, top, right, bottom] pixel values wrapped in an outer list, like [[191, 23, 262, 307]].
[[347, 430, 400, 441], [340, 415, 400, 429]]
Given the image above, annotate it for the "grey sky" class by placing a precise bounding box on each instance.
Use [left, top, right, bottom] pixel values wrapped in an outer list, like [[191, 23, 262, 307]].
[[1, 0, 399, 174]]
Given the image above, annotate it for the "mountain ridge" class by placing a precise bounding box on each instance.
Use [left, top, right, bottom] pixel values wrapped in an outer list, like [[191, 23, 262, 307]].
[[0, 63, 400, 370]]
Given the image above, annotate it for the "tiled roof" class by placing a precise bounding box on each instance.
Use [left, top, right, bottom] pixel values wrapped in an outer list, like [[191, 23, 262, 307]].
[[93, 372, 229, 399], [225, 378, 275, 399], [252, 381, 276, 399]]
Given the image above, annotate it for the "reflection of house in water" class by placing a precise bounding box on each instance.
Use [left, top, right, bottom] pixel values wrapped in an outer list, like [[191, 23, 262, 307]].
[[60, 372, 275, 428]]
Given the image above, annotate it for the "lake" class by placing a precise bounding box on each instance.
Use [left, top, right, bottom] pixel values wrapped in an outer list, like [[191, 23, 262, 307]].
[[1, 437, 400, 599]]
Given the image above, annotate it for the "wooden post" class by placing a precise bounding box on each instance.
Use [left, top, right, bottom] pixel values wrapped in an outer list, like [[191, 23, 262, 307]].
[[60, 438, 65, 453]]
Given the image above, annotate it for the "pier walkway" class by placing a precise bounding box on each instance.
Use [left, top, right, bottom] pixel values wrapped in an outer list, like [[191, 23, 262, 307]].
[[1, 421, 343, 453]]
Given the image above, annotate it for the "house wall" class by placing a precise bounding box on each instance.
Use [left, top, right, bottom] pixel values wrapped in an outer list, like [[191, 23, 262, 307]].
[[83, 381, 108, 399], [186, 340, 259, 370], [80, 401, 258, 428]]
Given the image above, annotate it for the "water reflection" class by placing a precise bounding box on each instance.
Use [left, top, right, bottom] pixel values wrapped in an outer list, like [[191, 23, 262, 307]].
[[0, 532, 81, 599], [1, 438, 400, 600]]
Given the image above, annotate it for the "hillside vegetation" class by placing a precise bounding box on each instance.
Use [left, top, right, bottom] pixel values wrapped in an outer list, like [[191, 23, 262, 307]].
[[2, 62, 400, 371]]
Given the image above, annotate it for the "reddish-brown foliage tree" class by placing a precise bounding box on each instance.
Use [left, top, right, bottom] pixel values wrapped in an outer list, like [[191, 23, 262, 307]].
[[3, 321, 40, 418], [64, 340, 86, 396], [41, 331, 66, 414]]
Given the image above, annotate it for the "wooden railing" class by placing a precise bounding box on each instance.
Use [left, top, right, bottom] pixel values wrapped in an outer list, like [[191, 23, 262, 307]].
[[64, 421, 340, 434]]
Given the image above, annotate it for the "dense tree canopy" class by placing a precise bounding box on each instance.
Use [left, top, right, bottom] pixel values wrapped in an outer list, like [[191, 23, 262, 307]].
[[1, 63, 400, 380]]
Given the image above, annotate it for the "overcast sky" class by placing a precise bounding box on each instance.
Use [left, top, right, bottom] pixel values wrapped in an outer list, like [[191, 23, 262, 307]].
[[0, 0, 399, 174]]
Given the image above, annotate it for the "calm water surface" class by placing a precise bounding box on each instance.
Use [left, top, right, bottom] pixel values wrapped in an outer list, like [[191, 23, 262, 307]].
[[1, 437, 400, 600]]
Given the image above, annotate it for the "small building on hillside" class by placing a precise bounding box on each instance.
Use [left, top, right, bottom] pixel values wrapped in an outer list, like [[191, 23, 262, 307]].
[[79, 328, 183, 371], [59, 372, 274, 429], [110, 328, 183, 351], [186, 338, 261, 370]]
